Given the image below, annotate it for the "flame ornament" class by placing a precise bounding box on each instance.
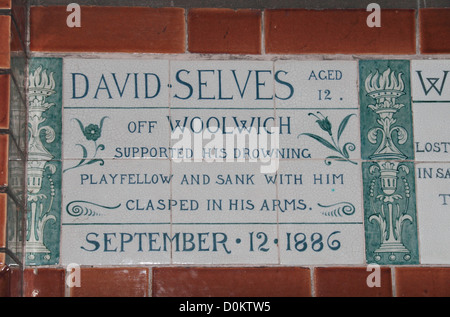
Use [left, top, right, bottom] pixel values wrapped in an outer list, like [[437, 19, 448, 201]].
[[365, 68, 408, 160], [26, 64, 60, 263], [361, 61, 418, 264]]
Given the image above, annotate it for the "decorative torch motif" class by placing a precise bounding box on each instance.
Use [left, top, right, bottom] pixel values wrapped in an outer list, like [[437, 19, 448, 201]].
[[364, 66, 414, 263], [365, 68, 408, 160], [26, 66, 57, 261], [368, 162, 412, 262]]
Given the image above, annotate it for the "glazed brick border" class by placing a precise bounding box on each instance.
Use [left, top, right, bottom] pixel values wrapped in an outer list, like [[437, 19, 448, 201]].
[[28, 7, 450, 54], [19, 266, 450, 297], [0, 0, 28, 298]]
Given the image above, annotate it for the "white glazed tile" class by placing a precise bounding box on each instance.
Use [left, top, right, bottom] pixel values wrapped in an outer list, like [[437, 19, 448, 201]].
[[169, 106, 279, 264], [412, 60, 450, 102], [61, 224, 172, 265], [62, 159, 171, 224], [63, 108, 170, 160], [171, 161, 277, 224], [63, 58, 169, 108], [171, 159, 278, 264], [276, 109, 360, 162], [279, 223, 364, 265], [275, 60, 358, 109], [170, 60, 275, 109], [276, 160, 363, 223], [412, 61, 450, 161], [276, 160, 364, 265], [61, 159, 172, 265], [169, 108, 278, 171], [170, 224, 279, 264], [413, 103, 450, 161], [416, 163, 450, 264]]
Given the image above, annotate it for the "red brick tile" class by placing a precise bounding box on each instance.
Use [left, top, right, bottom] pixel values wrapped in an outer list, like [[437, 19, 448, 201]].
[[0, 194, 6, 249], [0, 135, 8, 186], [0, 75, 10, 130], [153, 267, 311, 297], [0, 264, 10, 297], [0, 0, 10, 9], [10, 14, 22, 53], [188, 8, 261, 54], [315, 267, 392, 297], [30, 6, 185, 53], [420, 9, 450, 54], [24, 268, 65, 297], [9, 265, 21, 297], [69, 267, 149, 297], [265, 9, 416, 54], [11, 0, 27, 45], [0, 16, 10, 68], [396, 267, 450, 297]]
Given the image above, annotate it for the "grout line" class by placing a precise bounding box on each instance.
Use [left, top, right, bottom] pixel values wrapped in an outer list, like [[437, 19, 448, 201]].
[[64, 269, 70, 297], [310, 266, 315, 297], [416, 0, 421, 55], [391, 266, 397, 297], [184, 8, 189, 53], [28, 50, 450, 60], [260, 9, 265, 55], [148, 267, 153, 297]]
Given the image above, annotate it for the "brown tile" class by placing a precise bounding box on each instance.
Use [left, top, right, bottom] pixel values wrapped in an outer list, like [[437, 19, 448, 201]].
[[153, 267, 311, 297], [11, 0, 27, 46], [9, 264, 21, 297], [0, 16, 10, 68], [5, 194, 23, 260], [265, 9, 416, 54], [30, 6, 185, 53], [0, 194, 6, 248], [0, 134, 8, 187], [396, 267, 450, 297], [188, 8, 261, 54], [0, 0, 10, 9], [315, 267, 393, 297], [24, 268, 65, 297], [10, 13, 22, 53], [0, 74, 10, 130], [0, 264, 10, 297], [420, 9, 450, 53], [70, 267, 149, 297]]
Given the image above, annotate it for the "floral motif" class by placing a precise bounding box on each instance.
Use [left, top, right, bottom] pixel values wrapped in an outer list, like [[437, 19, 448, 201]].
[[84, 124, 102, 141], [309, 112, 332, 135], [299, 112, 357, 165], [63, 116, 108, 173]]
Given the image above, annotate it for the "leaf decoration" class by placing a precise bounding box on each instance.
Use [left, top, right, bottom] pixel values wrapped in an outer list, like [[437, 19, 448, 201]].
[[77, 143, 88, 159], [337, 114, 355, 142], [99, 116, 108, 131], [63, 118, 108, 173], [86, 158, 104, 166], [299, 133, 338, 153], [299, 112, 357, 166], [73, 118, 85, 134]]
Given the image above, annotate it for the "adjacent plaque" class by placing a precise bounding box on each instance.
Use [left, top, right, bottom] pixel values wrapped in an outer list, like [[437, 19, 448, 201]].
[[412, 61, 450, 264]]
